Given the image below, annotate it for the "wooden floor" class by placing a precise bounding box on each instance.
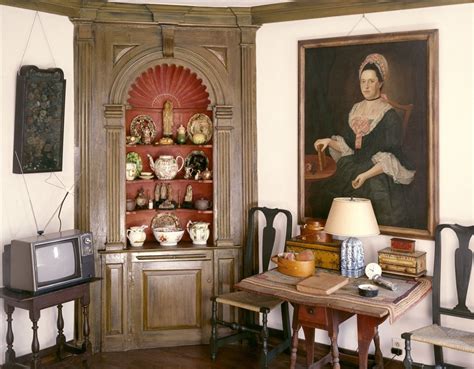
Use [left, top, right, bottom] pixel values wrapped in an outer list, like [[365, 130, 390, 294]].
[[40, 343, 346, 369]]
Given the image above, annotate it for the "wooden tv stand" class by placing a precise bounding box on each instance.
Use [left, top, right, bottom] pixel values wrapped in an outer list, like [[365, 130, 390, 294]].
[[0, 278, 99, 369]]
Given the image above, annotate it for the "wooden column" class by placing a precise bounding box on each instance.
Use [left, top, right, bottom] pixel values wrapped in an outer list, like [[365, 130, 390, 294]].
[[239, 26, 258, 242], [104, 104, 126, 250], [214, 105, 234, 246], [74, 21, 94, 232]]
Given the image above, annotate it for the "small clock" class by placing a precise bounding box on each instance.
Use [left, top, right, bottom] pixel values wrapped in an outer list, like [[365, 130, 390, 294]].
[[365, 262, 382, 280]]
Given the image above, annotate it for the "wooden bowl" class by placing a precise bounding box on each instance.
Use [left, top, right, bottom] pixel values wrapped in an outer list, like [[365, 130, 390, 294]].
[[272, 255, 315, 278]]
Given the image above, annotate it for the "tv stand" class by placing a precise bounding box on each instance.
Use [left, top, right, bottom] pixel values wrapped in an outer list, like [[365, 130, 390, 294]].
[[0, 278, 99, 369]]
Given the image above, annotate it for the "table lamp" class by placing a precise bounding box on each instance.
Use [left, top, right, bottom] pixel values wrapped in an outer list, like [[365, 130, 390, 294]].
[[324, 197, 380, 277]]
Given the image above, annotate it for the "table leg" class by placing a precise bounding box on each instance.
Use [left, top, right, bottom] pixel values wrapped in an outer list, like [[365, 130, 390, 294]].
[[327, 310, 341, 369], [302, 326, 315, 368], [5, 304, 16, 364], [82, 303, 92, 367], [56, 304, 66, 360], [290, 306, 301, 369], [373, 329, 384, 369], [357, 315, 386, 369], [29, 310, 41, 369]]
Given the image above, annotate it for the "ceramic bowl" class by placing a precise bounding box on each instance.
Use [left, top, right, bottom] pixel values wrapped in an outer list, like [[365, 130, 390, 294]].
[[153, 228, 184, 246]]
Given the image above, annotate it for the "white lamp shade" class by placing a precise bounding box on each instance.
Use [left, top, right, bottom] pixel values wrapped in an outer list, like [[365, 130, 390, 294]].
[[324, 197, 380, 237]]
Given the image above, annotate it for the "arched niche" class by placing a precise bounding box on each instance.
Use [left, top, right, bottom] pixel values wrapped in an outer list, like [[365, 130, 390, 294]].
[[104, 46, 235, 249]]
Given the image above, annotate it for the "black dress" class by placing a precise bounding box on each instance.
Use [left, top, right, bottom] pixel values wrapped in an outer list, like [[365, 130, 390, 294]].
[[310, 108, 414, 228]]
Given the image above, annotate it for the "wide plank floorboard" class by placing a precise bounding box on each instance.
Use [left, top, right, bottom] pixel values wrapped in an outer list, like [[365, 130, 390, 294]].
[[44, 343, 342, 369]]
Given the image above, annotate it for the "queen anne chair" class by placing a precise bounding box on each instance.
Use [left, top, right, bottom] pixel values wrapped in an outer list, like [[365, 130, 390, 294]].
[[210, 206, 292, 368], [401, 224, 474, 368]]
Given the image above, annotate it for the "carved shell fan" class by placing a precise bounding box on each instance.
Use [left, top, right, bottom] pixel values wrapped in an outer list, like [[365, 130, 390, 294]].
[[127, 64, 210, 109]]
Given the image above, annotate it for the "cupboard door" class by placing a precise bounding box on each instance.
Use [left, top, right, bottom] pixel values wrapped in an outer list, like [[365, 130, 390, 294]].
[[130, 250, 213, 347]]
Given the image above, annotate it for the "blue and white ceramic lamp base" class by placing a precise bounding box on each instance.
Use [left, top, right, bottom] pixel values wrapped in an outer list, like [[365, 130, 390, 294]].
[[340, 237, 365, 278]]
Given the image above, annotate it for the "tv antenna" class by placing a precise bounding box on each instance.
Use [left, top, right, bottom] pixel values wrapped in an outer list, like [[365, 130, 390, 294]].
[[14, 151, 77, 235]]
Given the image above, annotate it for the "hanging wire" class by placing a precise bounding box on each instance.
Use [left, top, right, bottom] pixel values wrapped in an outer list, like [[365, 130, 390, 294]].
[[19, 11, 57, 71], [347, 14, 382, 36], [14, 151, 41, 235]]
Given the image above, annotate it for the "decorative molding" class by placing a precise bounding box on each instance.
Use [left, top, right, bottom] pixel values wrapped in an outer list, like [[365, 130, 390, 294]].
[[113, 45, 138, 65], [161, 26, 175, 58], [214, 105, 234, 247], [1, 0, 470, 25], [204, 47, 228, 69]]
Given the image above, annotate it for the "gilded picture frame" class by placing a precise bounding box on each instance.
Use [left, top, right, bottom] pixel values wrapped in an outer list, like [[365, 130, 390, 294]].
[[298, 30, 438, 239]]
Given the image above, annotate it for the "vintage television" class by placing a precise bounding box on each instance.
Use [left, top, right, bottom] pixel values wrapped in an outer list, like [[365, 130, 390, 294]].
[[3, 229, 94, 294]]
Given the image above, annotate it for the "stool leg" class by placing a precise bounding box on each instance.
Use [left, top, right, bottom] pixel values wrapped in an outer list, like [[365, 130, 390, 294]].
[[56, 304, 65, 360], [402, 333, 413, 369], [5, 304, 16, 364], [260, 310, 269, 369]]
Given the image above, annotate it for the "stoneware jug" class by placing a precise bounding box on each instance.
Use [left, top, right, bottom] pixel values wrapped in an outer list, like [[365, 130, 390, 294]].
[[147, 154, 184, 180], [127, 225, 147, 247], [186, 221, 210, 245]]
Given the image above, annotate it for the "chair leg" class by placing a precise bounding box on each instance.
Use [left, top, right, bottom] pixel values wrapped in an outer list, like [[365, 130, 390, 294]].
[[210, 298, 218, 360], [260, 310, 270, 369], [401, 333, 413, 369]]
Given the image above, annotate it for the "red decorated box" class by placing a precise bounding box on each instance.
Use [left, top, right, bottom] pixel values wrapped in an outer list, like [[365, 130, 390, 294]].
[[390, 237, 415, 253]]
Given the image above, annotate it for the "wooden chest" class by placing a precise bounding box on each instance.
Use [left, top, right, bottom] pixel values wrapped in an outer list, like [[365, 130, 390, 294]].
[[286, 237, 341, 271], [378, 247, 427, 277]]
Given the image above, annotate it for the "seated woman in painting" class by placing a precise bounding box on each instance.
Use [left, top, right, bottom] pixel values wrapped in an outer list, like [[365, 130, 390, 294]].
[[312, 53, 415, 227]]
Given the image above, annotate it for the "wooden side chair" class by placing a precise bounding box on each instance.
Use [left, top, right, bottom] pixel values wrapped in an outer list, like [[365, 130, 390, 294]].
[[210, 206, 292, 368], [402, 224, 474, 368]]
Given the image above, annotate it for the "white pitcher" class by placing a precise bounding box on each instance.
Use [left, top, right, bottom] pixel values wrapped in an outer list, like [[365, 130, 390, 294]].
[[147, 154, 184, 180], [186, 221, 210, 245], [127, 225, 147, 247]]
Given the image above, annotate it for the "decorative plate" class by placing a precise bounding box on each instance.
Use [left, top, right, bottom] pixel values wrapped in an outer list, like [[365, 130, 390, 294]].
[[151, 213, 180, 230], [130, 115, 157, 143], [126, 151, 143, 176], [184, 150, 209, 173], [186, 113, 213, 144]]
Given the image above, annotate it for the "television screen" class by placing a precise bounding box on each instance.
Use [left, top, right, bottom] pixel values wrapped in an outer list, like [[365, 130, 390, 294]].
[[36, 241, 77, 284]]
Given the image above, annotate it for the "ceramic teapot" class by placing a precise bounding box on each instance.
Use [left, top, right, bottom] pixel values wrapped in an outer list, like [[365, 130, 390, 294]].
[[127, 225, 147, 247], [186, 221, 210, 245], [147, 154, 184, 180]]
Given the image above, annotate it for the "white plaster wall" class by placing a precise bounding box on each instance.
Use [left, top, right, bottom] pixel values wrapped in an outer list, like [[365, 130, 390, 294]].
[[0, 6, 74, 363], [257, 3, 473, 367]]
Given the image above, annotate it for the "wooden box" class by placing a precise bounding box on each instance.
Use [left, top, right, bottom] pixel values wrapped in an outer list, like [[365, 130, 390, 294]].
[[390, 237, 416, 253], [286, 237, 341, 271], [378, 247, 426, 277]]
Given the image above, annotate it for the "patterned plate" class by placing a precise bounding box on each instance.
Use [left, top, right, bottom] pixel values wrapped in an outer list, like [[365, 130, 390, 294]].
[[184, 150, 209, 173], [130, 115, 157, 143], [151, 213, 180, 230], [186, 113, 213, 144]]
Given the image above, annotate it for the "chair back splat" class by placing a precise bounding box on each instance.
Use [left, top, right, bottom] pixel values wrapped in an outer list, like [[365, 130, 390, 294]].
[[402, 224, 474, 369], [244, 207, 292, 278]]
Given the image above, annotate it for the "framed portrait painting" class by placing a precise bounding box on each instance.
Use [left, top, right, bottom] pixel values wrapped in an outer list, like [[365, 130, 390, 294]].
[[298, 30, 438, 239]]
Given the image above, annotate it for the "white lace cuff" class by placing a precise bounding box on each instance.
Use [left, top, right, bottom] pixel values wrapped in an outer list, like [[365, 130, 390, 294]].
[[372, 152, 415, 185], [329, 135, 353, 162]]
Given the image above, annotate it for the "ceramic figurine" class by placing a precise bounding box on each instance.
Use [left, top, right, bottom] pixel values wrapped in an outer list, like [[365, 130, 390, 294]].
[[176, 124, 187, 144], [135, 188, 147, 209]]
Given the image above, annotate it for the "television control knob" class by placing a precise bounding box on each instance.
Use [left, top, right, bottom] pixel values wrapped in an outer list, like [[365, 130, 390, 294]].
[[84, 237, 92, 245]]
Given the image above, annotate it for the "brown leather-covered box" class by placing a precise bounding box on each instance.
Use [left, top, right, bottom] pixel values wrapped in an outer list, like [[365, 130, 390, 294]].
[[378, 247, 426, 277], [390, 237, 416, 253], [285, 237, 341, 271]]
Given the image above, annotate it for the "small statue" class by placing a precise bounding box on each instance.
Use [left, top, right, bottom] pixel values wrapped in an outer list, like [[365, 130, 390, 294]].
[[182, 184, 193, 209], [160, 183, 168, 201], [184, 166, 193, 179], [162, 100, 173, 137], [142, 126, 152, 145], [135, 188, 147, 209]]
